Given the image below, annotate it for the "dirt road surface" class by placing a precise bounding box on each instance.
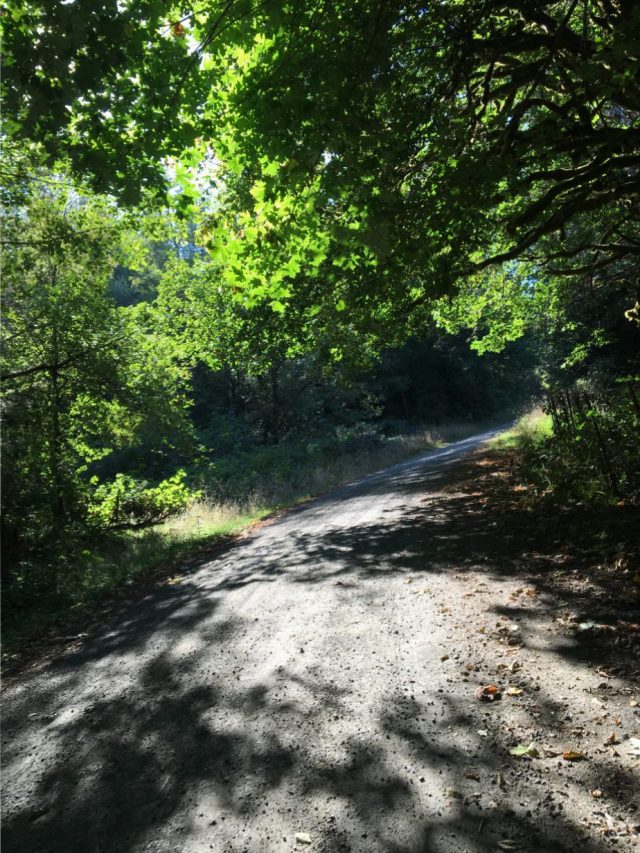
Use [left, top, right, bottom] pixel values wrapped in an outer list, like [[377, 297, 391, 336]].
[[2, 429, 638, 852]]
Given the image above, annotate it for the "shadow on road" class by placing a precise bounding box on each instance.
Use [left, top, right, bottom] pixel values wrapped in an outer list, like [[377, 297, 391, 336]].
[[2, 450, 638, 852]]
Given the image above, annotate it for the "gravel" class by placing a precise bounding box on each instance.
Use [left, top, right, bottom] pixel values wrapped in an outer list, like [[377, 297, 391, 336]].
[[2, 428, 638, 853]]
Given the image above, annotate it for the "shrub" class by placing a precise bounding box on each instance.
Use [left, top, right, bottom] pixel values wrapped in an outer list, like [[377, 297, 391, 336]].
[[88, 470, 197, 528]]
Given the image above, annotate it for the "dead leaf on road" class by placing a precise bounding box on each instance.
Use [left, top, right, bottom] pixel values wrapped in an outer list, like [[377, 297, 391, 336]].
[[506, 687, 524, 696], [475, 684, 502, 702], [510, 743, 539, 758], [562, 750, 587, 761]]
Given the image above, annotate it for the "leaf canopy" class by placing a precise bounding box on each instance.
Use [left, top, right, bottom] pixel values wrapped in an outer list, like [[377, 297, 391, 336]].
[[4, 1, 639, 336]]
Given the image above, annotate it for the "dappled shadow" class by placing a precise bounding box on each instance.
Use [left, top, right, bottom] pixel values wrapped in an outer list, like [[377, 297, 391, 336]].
[[3, 441, 638, 851], [5, 654, 636, 852], [193, 450, 640, 680], [376, 688, 640, 853], [3, 650, 294, 851]]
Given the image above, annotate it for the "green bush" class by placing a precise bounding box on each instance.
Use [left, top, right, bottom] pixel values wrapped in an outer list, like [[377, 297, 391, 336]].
[[515, 388, 640, 504], [89, 470, 197, 528]]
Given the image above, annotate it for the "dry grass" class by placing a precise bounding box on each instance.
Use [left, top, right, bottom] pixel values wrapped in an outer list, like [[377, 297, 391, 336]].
[[2, 418, 503, 654], [169, 420, 488, 543], [164, 498, 263, 537]]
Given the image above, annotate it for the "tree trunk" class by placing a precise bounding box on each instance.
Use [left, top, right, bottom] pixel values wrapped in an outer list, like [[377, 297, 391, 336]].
[[49, 326, 66, 530], [270, 364, 280, 444]]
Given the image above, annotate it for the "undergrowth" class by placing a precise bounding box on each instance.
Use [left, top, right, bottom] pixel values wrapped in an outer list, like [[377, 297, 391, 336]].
[[2, 419, 491, 655], [490, 407, 552, 450], [493, 392, 640, 506]]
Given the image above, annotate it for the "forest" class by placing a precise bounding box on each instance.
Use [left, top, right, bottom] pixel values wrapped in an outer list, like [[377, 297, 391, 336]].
[[3, 4, 640, 853], [1, 1, 639, 641]]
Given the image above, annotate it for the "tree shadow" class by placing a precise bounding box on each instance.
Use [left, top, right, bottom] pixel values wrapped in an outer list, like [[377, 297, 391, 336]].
[[3, 446, 638, 851]]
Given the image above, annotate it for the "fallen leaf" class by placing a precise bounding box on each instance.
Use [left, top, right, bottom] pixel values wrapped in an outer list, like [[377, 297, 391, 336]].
[[506, 687, 524, 696], [440, 655, 450, 662], [464, 771, 480, 781], [562, 750, 587, 761], [295, 832, 312, 845], [510, 743, 539, 758], [475, 684, 502, 702]]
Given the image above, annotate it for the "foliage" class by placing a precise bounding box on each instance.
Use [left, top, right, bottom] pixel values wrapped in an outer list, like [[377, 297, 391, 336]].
[[540, 383, 640, 501], [503, 386, 640, 503], [88, 471, 196, 528], [1, 154, 193, 554], [3, 2, 640, 650], [4, 2, 639, 338]]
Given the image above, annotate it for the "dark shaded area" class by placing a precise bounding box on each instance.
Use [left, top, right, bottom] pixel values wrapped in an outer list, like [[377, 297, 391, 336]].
[[2, 447, 638, 853]]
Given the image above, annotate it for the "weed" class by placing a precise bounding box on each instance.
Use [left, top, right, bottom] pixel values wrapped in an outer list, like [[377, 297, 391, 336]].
[[1, 418, 502, 654]]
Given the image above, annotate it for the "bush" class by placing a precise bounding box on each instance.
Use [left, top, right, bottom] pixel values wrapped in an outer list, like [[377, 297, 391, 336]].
[[513, 386, 640, 504], [89, 470, 197, 528]]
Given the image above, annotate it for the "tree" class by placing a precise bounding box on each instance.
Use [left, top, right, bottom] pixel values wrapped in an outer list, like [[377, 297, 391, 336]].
[[1, 161, 191, 552], [4, 2, 639, 321]]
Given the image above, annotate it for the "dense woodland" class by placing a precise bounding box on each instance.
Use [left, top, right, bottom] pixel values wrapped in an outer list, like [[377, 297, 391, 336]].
[[2, 0, 639, 639]]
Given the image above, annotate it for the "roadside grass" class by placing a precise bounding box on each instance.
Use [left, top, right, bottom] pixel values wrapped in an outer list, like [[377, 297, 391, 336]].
[[2, 418, 502, 658], [489, 406, 552, 450], [490, 400, 639, 505], [1, 504, 270, 653]]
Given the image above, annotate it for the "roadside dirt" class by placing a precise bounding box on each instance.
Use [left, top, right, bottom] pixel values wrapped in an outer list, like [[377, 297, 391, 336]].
[[2, 432, 638, 853]]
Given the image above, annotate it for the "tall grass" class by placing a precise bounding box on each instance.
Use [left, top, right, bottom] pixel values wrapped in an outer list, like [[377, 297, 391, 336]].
[[492, 396, 640, 504], [2, 419, 497, 654], [490, 406, 552, 449]]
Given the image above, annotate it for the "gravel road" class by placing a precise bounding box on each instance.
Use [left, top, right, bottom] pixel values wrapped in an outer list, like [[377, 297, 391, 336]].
[[2, 427, 638, 853]]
